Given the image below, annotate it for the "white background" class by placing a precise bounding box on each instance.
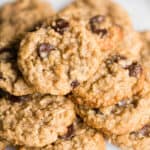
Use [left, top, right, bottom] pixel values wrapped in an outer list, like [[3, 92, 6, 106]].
[[0, 0, 150, 150]]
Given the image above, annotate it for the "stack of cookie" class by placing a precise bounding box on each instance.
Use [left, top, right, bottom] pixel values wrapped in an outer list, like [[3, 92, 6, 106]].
[[0, 0, 149, 150]]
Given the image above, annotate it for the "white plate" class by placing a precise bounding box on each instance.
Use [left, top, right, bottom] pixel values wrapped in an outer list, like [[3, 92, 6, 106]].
[[1, 0, 150, 150]]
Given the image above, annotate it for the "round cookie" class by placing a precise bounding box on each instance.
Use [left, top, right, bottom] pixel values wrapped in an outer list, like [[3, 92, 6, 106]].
[[18, 119, 106, 150], [0, 92, 75, 147], [76, 91, 150, 135], [0, 0, 54, 49], [60, 0, 142, 60], [109, 123, 150, 150], [18, 18, 101, 95], [72, 54, 144, 108]]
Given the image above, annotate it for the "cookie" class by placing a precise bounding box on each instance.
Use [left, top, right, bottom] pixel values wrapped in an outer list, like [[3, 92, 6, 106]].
[[0, 92, 75, 147], [0, 0, 54, 96], [109, 123, 150, 150], [19, 119, 105, 150], [18, 18, 101, 95], [72, 54, 144, 108], [0, 119, 106, 150], [0, 0, 54, 49], [76, 91, 150, 135], [60, 0, 142, 60]]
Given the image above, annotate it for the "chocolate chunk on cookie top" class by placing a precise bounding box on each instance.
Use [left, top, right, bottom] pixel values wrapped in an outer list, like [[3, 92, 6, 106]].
[[18, 18, 101, 95], [0, 94, 75, 147]]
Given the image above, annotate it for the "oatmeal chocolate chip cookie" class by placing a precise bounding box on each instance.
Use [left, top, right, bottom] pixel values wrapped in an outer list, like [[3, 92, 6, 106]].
[[76, 92, 150, 135], [72, 54, 144, 108], [0, 0, 54, 49], [0, 93, 75, 147], [109, 123, 150, 150], [60, 0, 142, 60], [0, 49, 34, 96], [19, 119, 106, 150], [18, 19, 101, 95]]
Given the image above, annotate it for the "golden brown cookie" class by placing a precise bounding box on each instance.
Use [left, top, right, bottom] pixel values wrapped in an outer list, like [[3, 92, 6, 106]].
[[0, 92, 75, 147], [18, 18, 102, 95]]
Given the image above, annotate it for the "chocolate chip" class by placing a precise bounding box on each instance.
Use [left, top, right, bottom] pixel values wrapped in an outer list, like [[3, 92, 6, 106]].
[[71, 80, 80, 89], [131, 125, 150, 138], [8, 95, 29, 103], [51, 18, 69, 34], [60, 124, 74, 140], [90, 15, 105, 25], [139, 125, 150, 137], [90, 15, 107, 36], [38, 43, 55, 58], [126, 62, 143, 77]]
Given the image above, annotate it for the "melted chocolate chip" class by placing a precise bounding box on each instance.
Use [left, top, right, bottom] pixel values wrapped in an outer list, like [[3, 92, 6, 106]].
[[60, 124, 74, 140], [90, 15, 105, 24], [126, 62, 142, 77], [51, 18, 69, 34], [38, 43, 55, 58], [90, 15, 107, 36], [139, 125, 150, 137], [71, 80, 80, 89], [131, 125, 150, 138]]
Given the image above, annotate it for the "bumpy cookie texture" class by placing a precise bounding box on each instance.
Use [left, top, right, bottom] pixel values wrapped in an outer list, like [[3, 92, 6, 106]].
[[109, 123, 150, 150], [0, 0, 54, 49], [18, 18, 101, 95], [0, 49, 34, 95], [18, 119, 106, 150], [76, 92, 150, 135], [59, 0, 122, 50], [0, 93, 75, 147], [60, 0, 142, 60], [0, 0, 54, 96], [72, 54, 144, 108]]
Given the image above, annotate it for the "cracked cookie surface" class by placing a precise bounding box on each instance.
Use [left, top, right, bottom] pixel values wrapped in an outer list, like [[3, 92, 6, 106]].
[[0, 93, 75, 147], [18, 18, 101, 95], [72, 54, 144, 108], [76, 91, 150, 135]]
